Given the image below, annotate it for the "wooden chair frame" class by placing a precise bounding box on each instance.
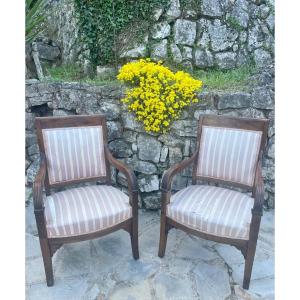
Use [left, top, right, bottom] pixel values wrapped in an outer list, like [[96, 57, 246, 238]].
[[33, 115, 139, 286], [158, 115, 269, 289]]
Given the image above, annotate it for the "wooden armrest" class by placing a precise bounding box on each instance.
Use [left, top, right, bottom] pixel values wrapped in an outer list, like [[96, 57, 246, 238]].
[[33, 154, 47, 212], [161, 151, 198, 193], [252, 162, 264, 216], [104, 145, 139, 206]]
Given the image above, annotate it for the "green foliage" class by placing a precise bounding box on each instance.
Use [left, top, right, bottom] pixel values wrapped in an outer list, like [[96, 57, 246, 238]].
[[45, 64, 82, 81], [226, 16, 244, 32], [73, 0, 169, 69], [192, 64, 257, 92], [25, 0, 47, 43], [45, 64, 118, 85], [45, 63, 256, 92]]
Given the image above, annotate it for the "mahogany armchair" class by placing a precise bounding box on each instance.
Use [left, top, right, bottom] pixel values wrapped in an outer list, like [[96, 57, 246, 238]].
[[33, 115, 139, 286], [158, 115, 269, 289]]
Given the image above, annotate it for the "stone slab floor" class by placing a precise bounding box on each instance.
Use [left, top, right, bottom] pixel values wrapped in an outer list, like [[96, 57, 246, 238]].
[[26, 200, 274, 300]]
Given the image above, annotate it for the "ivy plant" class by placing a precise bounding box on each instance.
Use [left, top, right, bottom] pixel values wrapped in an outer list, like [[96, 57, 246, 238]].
[[74, 0, 169, 70]]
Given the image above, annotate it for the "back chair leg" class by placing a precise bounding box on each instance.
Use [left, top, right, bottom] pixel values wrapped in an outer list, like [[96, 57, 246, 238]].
[[243, 240, 258, 289], [130, 218, 139, 260], [39, 238, 54, 287], [158, 215, 168, 258]]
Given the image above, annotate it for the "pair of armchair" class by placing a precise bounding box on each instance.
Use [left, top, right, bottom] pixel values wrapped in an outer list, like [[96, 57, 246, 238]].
[[32, 114, 268, 290]]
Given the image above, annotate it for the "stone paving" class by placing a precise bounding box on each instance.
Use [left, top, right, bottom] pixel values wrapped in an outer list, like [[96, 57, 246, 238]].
[[26, 198, 274, 300]]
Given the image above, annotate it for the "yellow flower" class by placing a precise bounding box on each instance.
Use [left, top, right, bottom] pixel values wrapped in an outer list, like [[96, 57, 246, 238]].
[[117, 58, 203, 133]]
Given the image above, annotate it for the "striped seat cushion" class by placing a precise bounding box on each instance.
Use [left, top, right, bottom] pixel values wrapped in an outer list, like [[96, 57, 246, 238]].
[[43, 126, 106, 185], [197, 126, 262, 186], [44, 185, 132, 238], [167, 185, 254, 240]]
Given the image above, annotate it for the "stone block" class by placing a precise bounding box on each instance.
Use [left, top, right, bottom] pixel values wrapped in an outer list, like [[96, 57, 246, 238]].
[[252, 87, 274, 109], [137, 134, 162, 163], [208, 22, 238, 52], [109, 140, 132, 158], [26, 133, 37, 148], [143, 192, 161, 210], [194, 49, 214, 68], [165, 0, 181, 21], [97, 101, 121, 120], [217, 92, 251, 109], [123, 157, 157, 175], [215, 52, 237, 69], [170, 43, 182, 63], [254, 48, 272, 68], [169, 147, 182, 165], [160, 145, 169, 162], [107, 121, 123, 141], [121, 112, 143, 132], [230, 0, 249, 28], [26, 158, 40, 184], [201, 0, 223, 17], [158, 134, 185, 147], [138, 174, 159, 192], [151, 39, 168, 61], [174, 19, 196, 46], [181, 46, 193, 60], [151, 22, 171, 39], [171, 120, 198, 137], [25, 113, 35, 130], [36, 42, 60, 61]]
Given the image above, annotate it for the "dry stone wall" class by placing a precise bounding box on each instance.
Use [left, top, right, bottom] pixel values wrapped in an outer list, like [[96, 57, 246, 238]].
[[36, 0, 274, 70], [147, 0, 274, 69], [25, 67, 275, 209]]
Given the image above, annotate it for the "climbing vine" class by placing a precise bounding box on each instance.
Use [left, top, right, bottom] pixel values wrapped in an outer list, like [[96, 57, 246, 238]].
[[74, 0, 170, 70]]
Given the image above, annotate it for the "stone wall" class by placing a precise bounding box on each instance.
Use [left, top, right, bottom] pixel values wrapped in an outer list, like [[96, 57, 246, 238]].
[[132, 0, 275, 69], [35, 0, 274, 71], [25, 66, 275, 209]]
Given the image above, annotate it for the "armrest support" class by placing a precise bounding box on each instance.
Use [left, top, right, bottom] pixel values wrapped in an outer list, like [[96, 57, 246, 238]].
[[33, 154, 47, 212], [104, 145, 139, 207], [161, 151, 198, 193], [252, 161, 264, 216]]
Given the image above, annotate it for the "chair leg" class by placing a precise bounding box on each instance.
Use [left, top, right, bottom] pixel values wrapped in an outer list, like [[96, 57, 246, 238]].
[[39, 238, 54, 286], [158, 215, 168, 258], [130, 219, 139, 260], [243, 241, 258, 290]]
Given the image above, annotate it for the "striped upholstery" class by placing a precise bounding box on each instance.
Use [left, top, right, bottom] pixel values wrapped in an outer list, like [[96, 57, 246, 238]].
[[197, 126, 262, 186], [43, 126, 106, 185], [44, 185, 132, 238], [167, 185, 254, 240]]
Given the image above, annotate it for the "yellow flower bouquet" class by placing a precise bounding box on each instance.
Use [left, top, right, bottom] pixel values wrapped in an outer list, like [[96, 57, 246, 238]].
[[117, 59, 203, 133]]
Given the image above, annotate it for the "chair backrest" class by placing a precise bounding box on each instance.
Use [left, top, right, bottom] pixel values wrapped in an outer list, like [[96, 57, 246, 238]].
[[194, 115, 269, 188], [35, 115, 109, 187]]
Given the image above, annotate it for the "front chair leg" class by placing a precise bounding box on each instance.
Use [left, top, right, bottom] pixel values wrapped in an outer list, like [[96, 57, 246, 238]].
[[158, 215, 168, 258], [39, 238, 54, 286], [130, 218, 139, 260], [243, 240, 258, 289], [243, 214, 261, 289]]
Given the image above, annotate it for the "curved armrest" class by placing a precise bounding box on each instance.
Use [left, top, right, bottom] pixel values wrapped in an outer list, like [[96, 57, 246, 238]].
[[161, 151, 198, 193], [104, 145, 139, 206], [33, 154, 47, 212], [252, 162, 264, 216]]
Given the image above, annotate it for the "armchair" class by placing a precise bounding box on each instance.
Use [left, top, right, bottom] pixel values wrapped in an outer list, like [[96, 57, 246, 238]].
[[158, 115, 269, 289], [33, 115, 139, 286]]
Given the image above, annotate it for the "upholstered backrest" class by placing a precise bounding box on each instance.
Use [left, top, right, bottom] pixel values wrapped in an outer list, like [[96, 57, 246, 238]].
[[36, 116, 107, 186], [196, 118, 266, 187], [42, 126, 106, 184]]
